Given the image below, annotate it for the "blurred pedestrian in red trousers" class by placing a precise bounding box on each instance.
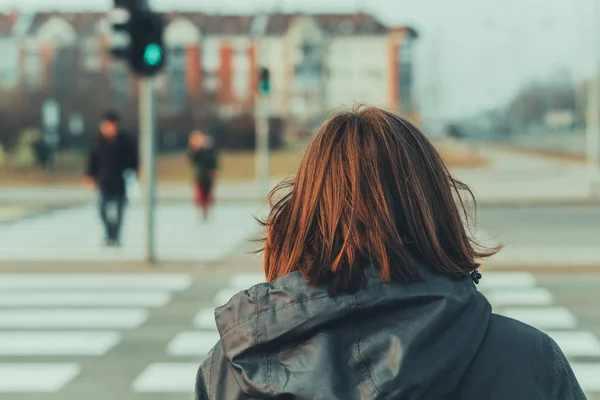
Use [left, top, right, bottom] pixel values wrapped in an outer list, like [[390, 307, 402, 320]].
[[188, 130, 218, 221]]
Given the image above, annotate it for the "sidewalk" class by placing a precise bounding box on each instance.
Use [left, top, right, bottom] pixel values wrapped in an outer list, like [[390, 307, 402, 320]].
[[453, 145, 599, 206], [0, 147, 598, 206]]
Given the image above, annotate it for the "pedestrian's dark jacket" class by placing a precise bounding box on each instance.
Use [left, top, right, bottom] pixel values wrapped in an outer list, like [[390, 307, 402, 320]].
[[188, 146, 218, 185], [85, 133, 138, 196], [195, 266, 585, 400]]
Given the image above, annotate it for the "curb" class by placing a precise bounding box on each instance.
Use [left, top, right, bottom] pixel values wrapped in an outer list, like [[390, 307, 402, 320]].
[[476, 197, 600, 208]]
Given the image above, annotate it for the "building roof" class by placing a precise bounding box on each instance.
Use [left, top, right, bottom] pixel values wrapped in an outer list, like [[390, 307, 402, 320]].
[[28, 12, 105, 36], [0, 12, 18, 36], [0, 11, 416, 38]]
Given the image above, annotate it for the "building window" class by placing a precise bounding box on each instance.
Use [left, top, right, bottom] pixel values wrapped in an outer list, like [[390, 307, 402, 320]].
[[81, 38, 101, 72], [202, 39, 220, 73], [232, 44, 249, 101], [0, 39, 18, 90], [109, 63, 129, 103], [398, 39, 414, 112], [24, 42, 42, 91], [203, 73, 218, 93], [294, 43, 323, 89], [52, 46, 75, 95], [167, 46, 187, 110]]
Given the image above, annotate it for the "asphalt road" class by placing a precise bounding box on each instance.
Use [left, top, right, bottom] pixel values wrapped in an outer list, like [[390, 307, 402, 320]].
[[476, 204, 600, 247], [0, 270, 598, 400], [0, 204, 598, 399]]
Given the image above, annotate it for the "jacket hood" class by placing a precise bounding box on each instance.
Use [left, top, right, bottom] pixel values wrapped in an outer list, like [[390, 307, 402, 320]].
[[214, 266, 491, 399]]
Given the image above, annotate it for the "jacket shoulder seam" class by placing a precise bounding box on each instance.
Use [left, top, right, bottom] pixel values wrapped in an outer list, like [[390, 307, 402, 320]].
[[352, 294, 381, 398]]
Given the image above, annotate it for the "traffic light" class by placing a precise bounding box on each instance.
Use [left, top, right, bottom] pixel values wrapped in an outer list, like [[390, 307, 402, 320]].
[[258, 67, 272, 96], [108, 5, 131, 61], [108, 1, 166, 77], [129, 12, 166, 76]]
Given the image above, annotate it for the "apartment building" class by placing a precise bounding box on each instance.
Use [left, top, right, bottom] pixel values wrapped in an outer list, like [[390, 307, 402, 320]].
[[0, 10, 417, 136]]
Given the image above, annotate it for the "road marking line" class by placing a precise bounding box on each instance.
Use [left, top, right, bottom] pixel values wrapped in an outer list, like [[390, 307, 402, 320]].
[[0, 274, 191, 291], [570, 363, 600, 392], [486, 288, 554, 306], [167, 331, 221, 356], [0, 332, 121, 356], [546, 331, 600, 357], [0, 363, 80, 392], [132, 363, 199, 392], [193, 307, 217, 330], [502, 307, 577, 330], [0, 292, 172, 307], [477, 272, 537, 288], [0, 308, 148, 328]]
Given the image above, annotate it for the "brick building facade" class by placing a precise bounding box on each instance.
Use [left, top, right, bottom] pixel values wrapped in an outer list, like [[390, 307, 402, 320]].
[[0, 11, 417, 145]]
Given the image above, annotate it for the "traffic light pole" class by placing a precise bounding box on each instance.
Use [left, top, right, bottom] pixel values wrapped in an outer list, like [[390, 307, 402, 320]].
[[255, 93, 270, 196], [139, 77, 157, 263]]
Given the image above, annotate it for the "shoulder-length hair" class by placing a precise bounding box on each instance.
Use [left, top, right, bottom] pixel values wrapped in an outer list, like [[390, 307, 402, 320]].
[[259, 106, 500, 294]]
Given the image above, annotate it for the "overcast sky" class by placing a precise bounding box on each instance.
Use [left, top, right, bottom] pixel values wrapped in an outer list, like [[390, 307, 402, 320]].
[[0, 0, 595, 121]]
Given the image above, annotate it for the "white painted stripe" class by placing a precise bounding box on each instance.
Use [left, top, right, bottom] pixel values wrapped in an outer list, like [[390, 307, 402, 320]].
[[214, 288, 239, 307], [0, 274, 191, 291], [229, 273, 264, 290], [132, 363, 198, 392], [0, 250, 228, 263], [571, 363, 600, 392], [502, 307, 577, 330], [193, 307, 217, 330], [0, 332, 121, 356], [0, 292, 171, 307], [0, 309, 148, 328], [487, 288, 554, 306], [546, 331, 600, 357], [167, 331, 220, 356], [478, 272, 537, 288], [0, 363, 80, 392]]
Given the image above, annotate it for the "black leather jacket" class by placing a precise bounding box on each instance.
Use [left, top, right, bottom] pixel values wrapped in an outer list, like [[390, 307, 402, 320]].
[[196, 267, 585, 399]]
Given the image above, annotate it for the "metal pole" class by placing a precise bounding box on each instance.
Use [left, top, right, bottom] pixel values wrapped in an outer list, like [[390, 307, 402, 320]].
[[587, 0, 600, 194], [255, 93, 270, 195], [139, 77, 157, 262], [253, 12, 270, 196]]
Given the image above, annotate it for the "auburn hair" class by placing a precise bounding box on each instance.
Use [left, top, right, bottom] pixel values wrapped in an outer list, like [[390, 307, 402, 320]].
[[258, 106, 500, 294]]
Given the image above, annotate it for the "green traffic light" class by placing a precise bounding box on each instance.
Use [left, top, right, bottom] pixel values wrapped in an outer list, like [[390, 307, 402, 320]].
[[259, 80, 272, 96], [143, 43, 162, 67]]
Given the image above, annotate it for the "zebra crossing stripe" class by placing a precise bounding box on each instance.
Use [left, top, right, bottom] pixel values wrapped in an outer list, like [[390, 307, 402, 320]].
[[478, 272, 537, 288], [0, 332, 121, 356], [213, 288, 239, 307], [0, 308, 149, 329], [132, 363, 199, 393], [229, 273, 265, 290], [486, 287, 554, 306], [501, 307, 578, 330], [193, 307, 217, 330], [0, 291, 172, 307], [167, 331, 221, 356], [570, 363, 600, 392], [0, 274, 192, 291], [0, 363, 80, 392], [546, 331, 600, 357]]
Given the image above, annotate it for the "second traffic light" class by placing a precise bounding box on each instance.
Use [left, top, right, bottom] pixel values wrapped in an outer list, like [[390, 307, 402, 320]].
[[258, 67, 272, 96]]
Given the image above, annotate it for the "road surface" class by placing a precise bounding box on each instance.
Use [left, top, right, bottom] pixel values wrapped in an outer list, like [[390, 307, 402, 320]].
[[0, 270, 598, 400]]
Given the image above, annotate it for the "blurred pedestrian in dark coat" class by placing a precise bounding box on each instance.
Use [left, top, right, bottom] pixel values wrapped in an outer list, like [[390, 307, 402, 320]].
[[84, 111, 138, 246]]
